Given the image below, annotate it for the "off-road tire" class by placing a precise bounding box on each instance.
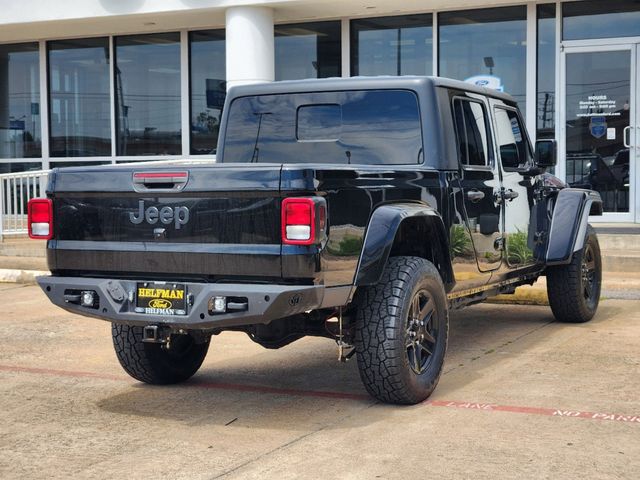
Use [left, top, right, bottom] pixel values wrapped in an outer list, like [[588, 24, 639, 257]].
[[355, 256, 449, 405], [547, 225, 602, 323], [112, 324, 210, 384]]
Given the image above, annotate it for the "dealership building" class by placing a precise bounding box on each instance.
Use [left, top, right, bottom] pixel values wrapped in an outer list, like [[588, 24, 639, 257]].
[[0, 0, 639, 223]]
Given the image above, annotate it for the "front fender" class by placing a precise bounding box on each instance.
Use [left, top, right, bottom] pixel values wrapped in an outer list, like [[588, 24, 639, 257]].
[[355, 203, 451, 286], [546, 188, 602, 265]]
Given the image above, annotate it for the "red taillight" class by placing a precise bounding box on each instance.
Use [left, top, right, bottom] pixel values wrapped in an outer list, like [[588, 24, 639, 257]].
[[28, 198, 53, 240], [281, 198, 318, 245]]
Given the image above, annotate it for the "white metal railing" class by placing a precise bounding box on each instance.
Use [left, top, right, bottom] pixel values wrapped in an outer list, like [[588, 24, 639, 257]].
[[0, 158, 213, 241], [0, 169, 50, 240]]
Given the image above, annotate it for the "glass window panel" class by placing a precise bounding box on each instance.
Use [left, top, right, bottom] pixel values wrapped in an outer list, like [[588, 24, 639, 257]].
[[115, 33, 181, 156], [0, 43, 41, 159], [536, 4, 556, 140], [439, 7, 527, 117], [189, 29, 225, 155], [297, 104, 342, 141], [564, 50, 631, 213], [563, 0, 640, 40], [494, 107, 532, 170], [48, 38, 111, 157], [0, 162, 42, 174], [223, 90, 422, 165], [351, 14, 432, 76], [453, 99, 492, 167], [50, 160, 112, 168], [275, 21, 341, 80]]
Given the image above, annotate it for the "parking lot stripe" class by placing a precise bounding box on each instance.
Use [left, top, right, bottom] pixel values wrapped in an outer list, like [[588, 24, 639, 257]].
[[1, 363, 638, 424], [427, 400, 640, 424]]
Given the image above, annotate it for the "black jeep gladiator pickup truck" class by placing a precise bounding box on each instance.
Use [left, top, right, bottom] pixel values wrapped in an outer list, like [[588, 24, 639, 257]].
[[31, 77, 603, 405]]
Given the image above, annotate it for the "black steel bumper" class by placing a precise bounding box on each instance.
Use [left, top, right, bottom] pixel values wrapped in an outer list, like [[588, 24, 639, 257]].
[[37, 276, 351, 329]]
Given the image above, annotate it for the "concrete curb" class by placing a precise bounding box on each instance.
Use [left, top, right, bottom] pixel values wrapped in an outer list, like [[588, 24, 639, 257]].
[[0, 269, 49, 285], [486, 287, 549, 306]]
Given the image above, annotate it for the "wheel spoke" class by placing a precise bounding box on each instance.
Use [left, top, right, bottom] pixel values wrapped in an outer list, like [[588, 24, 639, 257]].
[[584, 281, 592, 300], [412, 294, 421, 320], [422, 330, 436, 345], [418, 342, 433, 356], [413, 342, 422, 372], [419, 297, 435, 322], [405, 336, 415, 349]]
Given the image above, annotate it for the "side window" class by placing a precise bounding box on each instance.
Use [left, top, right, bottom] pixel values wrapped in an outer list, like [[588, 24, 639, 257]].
[[494, 107, 532, 170], [452, 98, 492, 168]]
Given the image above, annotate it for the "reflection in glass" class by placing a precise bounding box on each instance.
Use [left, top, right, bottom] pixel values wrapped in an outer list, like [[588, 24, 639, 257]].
[[190, 30, 225, 155], [536, 4, 555, 140], [565, 51, 630, 213], [48, 38, 111, 157], [351, 15, 432, 76], [115, 33, 181, 156], [297, 104, 341, 141], [222, 90, 422, 165], [0, 162, 42, 174], [452, 99, 492, 167], [0, 43, 40, 159], [563, 0, 640, 40], [275, 22, 341, 80], [49, 161, 112, 169], [439, 7, 527, 117], [494, 108, 531, 170]]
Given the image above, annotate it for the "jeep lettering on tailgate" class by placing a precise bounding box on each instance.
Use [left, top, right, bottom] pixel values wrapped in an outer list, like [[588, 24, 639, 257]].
[[129, 200, 190, 229]]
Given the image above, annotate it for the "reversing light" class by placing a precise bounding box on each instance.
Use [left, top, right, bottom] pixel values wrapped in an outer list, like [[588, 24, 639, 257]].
[[282, 198, 317, 245], [27, 198, 53, 240]]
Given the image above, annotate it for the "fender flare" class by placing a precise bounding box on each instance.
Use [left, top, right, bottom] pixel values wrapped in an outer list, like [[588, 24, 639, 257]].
[[546, 188, 602, 265], [354, 203, 453, 288]]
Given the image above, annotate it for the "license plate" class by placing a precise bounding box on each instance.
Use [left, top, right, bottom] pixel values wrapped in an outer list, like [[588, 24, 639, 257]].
[[135, 282, 187, 316]]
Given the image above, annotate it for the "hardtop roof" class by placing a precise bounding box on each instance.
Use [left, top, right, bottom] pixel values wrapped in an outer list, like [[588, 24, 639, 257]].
[[226, 75, 517, 104]]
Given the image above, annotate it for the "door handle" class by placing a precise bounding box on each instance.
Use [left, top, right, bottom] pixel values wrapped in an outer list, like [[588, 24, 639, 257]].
[[466, 190, 485, 202], [623, 126, 631, 148], [503, 189, 519, 201]]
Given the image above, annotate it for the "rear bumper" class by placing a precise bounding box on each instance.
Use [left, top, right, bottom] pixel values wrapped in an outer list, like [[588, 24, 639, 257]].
[[37, 276, 351, 329]]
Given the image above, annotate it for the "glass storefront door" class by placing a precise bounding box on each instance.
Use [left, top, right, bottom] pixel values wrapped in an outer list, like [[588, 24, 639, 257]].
[[561, 44, 638, 222]]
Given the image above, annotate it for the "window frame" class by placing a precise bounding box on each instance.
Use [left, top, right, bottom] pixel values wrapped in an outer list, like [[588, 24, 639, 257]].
[[47, 36, 112, 158], [451, 95, 495, 172], [492, 104, 534, 173], [221, 88, 425, 166], [188, 28, 226, 156], [350, 13, 434, 77]]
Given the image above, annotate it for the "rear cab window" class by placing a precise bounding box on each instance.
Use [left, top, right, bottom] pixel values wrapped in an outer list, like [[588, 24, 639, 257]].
[[221, 90, 423, 165]]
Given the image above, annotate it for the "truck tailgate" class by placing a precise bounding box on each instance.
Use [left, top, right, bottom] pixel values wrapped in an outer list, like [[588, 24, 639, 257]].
[[48, 163, 283, 281]]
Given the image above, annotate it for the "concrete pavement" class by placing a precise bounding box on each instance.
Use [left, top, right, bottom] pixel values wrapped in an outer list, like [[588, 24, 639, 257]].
[[0, 284, 638, 479]]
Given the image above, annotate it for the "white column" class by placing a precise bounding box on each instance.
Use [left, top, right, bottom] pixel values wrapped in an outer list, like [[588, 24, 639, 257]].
[[525, 2, 537, 142], [225, 6, 274, 89], [341, 18, 350, 77]]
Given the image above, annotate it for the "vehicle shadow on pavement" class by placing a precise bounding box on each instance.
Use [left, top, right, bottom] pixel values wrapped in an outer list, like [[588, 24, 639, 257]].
[[96, 302, 619, 429]]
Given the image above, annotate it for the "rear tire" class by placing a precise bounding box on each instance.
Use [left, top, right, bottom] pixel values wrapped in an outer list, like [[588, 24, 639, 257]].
[[355, 256, 449, 405], [546, 225, 601, 323], [112, 324, 209, 384]]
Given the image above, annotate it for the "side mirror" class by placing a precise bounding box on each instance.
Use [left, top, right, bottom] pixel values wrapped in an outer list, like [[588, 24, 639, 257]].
[[534, 139, 557, 169]]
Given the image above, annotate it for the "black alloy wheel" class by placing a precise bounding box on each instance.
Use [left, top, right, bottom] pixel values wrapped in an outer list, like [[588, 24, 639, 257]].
[[406, 290, 438, 375]]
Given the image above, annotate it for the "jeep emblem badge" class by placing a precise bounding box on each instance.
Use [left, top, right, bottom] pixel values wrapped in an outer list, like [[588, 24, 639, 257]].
[[129, 200, 190, 230]]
